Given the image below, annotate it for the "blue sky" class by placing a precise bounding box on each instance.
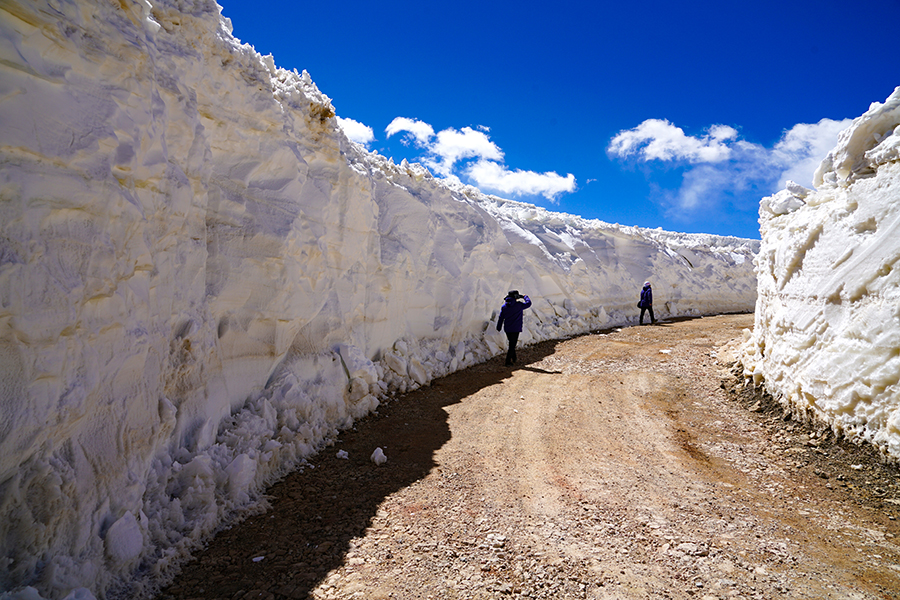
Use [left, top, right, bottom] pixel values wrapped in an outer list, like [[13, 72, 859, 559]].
[[218, 0, 900, 239]]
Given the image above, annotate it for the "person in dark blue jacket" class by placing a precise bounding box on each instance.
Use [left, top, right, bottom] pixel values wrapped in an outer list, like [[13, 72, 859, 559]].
[[638, 281, 656, 325], [496, 290, 532, 366]]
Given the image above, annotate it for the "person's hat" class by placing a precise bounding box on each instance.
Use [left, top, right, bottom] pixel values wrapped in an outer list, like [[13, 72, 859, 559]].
[[506, 290, 521, 299], [643, 281, 651, 287]]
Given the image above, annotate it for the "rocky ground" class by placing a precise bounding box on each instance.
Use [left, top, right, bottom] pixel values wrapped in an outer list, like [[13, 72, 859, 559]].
[[158, 314, 900, 600]]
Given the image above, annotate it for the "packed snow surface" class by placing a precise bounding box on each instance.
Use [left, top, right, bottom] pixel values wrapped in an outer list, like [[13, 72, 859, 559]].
[[0, 0, 756, 598], [743, 87, 900, 459]]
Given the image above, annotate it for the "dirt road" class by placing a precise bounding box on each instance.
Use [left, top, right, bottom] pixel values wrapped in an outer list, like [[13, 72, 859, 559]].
[[160, 314, 900, 600]]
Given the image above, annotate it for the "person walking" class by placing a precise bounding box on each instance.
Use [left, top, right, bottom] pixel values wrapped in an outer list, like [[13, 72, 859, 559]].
[[496, 290, 532, 366], [638, 281, 657, 325]]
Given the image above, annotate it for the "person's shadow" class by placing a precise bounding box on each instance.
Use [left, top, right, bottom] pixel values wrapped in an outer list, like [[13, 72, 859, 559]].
[[160, 338, 561, 599], [519, 365, 563, 375]]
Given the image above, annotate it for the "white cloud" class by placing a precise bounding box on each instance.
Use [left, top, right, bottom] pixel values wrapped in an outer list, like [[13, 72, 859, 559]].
[[467, 160, 576, 200], [771, 118, 852, 189], [385, 117, 435, 146], [608, 116, 852, 215], [425, 127, 504, 176], [608, 119, 737, 163], [383, 116, 576, 201], [676, 165, 738, 211], [336, 116, 375, 146]]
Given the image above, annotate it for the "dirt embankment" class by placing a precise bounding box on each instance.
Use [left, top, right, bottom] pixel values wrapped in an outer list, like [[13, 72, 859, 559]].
[[160, 314, 900, 600]]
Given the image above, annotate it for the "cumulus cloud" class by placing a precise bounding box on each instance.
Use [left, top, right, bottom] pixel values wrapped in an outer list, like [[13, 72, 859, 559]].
[[424, 127, 504, 176], [608, 119, 737, 163], [385, 117, 434, 146], [336, 116, 375, 146], [467, 161, 576, 200], [385, 117, 575, 201], [608, 116, 852, 214]]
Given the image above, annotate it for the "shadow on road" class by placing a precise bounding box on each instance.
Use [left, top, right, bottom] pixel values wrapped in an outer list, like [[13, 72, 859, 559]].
[[160, 338, 562, 600], [518, 365, 563, 375]]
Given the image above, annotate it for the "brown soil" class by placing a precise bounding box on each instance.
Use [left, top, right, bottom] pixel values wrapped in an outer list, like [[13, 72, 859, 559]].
[[158, 314, 900, 600]]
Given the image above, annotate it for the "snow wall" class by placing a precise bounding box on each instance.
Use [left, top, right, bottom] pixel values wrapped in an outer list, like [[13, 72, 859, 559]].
[[0, 1, 758, 598], [742, 87, 900, 460]]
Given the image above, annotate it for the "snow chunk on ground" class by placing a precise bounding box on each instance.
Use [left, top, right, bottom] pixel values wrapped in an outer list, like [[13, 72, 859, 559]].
[[104, 512, 145, 566], [371, 448, 388, 465]]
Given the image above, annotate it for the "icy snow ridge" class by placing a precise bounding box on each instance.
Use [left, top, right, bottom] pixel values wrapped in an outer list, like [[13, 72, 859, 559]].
[[0, 1, 756, 598], [743, 87, 900, 459]]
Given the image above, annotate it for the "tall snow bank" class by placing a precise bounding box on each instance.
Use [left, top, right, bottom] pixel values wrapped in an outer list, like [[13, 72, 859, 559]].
[[742, 87, 900, 459], [0, 0, 757, 598]]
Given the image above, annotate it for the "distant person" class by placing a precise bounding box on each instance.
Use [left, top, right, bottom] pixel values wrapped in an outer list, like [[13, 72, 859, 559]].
[[496, 290, 532, 366], [638, 281, 657, 325]]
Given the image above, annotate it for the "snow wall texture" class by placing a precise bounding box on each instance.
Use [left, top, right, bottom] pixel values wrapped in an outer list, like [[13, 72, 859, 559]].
[[0, 1, 758, 598], [742, 87, 900, 461]]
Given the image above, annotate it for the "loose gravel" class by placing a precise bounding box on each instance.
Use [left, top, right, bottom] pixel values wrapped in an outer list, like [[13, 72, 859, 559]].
[[159, 314, 900, 600]]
